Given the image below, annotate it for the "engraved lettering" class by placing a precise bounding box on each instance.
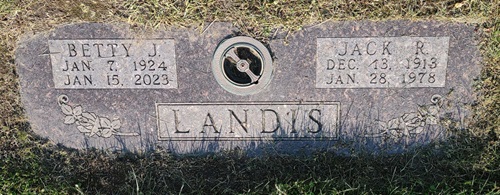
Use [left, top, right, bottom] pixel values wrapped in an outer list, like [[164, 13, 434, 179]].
[[92, 43, 103, 57], [83, 75, 92, 85], [335, 75, 343, 84], [326, 74, 333, 84], [68, 44, 77, 57], [107, 60, 117, 71], [382, 41, 391, 55], [316, 37, 449, 88], [338, 41, 348, 56], [326, 59, 356, 70], [261, 109, 281, 133], [64, 75, 93, 86], [326, 73, 356, 85], [122, 43, 131, 57], [81, 43, 91, 57], [367, 41, 376, 55], [348, 59, 356, 70], [63, 60, 92, 71], [63, 60, 69, 71], [338, 59, 346, 70], [49, 39, 177, 89], [416, 40, 427, 55], [63, 75, 70, 85], [326, 59, 335, 70], [307, 109, 322, 133], [107, 43, 118, 57], [289, 109, 298, 134], [229, 109, 248, 133], [79, 60, 91, 71], [148, 43, 157, 57], [201, 113, 219, 133], [173, 109, 189, 133], [351, 43, 361, 55], [156, 103, 340, 140], [73, 75, 81, 85]]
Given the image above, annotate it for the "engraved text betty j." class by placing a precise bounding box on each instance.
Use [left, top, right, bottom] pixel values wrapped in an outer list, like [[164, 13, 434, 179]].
[[61, 42, 160, 86]]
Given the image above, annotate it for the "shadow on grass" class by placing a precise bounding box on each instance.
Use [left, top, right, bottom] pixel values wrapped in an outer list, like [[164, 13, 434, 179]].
[[2, 118, 499, 194]]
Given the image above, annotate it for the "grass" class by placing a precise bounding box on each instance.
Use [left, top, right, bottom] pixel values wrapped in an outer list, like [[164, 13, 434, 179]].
[[1, 0, 499, 194]]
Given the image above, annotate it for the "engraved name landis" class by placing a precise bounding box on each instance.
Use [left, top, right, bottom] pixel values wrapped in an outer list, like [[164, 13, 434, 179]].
[[156, 103, 340, 140], [170, 109, 321, 134], [49, 39, 177, 89]]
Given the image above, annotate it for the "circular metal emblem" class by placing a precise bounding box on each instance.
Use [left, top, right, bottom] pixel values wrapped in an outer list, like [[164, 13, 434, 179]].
[[212, 36, 273, 95]]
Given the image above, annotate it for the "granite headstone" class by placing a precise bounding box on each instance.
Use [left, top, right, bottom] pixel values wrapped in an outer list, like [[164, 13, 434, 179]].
[[15, 21, 481, 154]]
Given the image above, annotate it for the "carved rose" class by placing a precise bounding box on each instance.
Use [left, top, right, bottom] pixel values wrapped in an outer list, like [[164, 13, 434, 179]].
[[58, 94, 162, 138], [74, 113, 122, 138], [366, 94, 444, 139], [97, 118, 121, 138], [61, 104, 83, 124], [424, 105, 440, 125], [402, 112, 424, 135], [387, 117, 406, 138], [76, 112, 99, 136]]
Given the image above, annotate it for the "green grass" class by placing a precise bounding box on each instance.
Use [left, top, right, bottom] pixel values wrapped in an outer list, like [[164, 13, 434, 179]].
[[1, 0, 499, 194]]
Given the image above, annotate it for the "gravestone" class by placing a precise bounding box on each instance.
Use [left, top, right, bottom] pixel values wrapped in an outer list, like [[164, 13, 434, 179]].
[[15, 21, 481, 154]]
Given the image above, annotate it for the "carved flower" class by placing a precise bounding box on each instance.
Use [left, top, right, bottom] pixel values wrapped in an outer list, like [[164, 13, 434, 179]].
[[387, 118, 403, 130], [76, 112, 99, 136], [402, 112, 424, 134], [58, 95, 134, 138], [61, 104, 83, 124], [425, 105, 440, 125], [387, 117, 406, 138], [96, 118, 121, 138], [373, 121, 387, 133]]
